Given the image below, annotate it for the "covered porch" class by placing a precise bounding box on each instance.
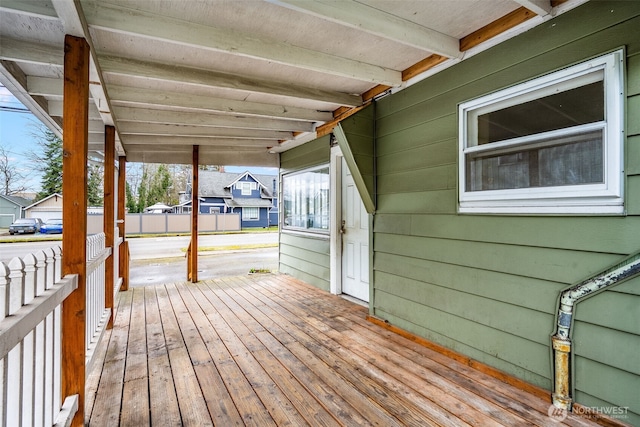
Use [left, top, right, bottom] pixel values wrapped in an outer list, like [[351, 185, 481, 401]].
[[85, 274, 599, 426]]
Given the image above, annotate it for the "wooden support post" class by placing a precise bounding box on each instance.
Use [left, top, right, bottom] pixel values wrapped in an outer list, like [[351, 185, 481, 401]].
[[103, 125, 115, 329], [118, 156, 128, 291], [190, 145, 199, 282], [61, 34, 89, 427]]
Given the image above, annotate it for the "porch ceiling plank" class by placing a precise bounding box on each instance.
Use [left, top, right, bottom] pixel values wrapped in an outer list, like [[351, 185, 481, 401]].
[[267, 0, 462, 59], [82, 2, 402, 86], [0, 37, 64, 67], [99, 55, 362, 107], [0, 60, 62, 137], [125, 149, 279, 167], [117, 122, 294, 140], [108, 85, 334, 122], [122, 136, 277, 147], [51, 0, 126, 155], [49, 100, 112, 120], [0, 0, 58, 19], [513, 0, 553, 16], [113, 106, 316, 133], [27, 76, 63, 98]]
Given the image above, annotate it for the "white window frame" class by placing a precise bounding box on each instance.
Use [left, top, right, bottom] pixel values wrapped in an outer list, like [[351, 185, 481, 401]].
[[282, 164, 330, 234], [238, 181, 254, 196], [458, 50, 625, 215], [242, 207, 259, 221]]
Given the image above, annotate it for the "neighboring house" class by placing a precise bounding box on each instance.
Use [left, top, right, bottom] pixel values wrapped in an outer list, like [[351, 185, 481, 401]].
[[279, 3, 640, 424], [180, 170, 278, 228], [23, 193, 63, 221], [0, 194, 31, 227]]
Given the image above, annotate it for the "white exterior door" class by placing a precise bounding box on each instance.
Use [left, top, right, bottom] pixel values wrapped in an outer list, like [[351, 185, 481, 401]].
[[341, 158, 370, 302]]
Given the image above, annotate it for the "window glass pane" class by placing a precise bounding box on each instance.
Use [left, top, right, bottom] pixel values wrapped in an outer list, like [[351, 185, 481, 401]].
[[283, 166, 330, 231], [466, 130, 603, 191], [477, 80, 604, 145]]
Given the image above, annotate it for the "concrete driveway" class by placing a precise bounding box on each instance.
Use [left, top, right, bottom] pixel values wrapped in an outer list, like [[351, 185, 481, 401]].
[[128, 232, 279, 287]]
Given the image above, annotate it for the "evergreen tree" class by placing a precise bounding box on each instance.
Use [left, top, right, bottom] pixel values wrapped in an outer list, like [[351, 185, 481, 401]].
[[125, 181, 137, 213], [87, 164, 104, 206], [32, 129, 63, 200]]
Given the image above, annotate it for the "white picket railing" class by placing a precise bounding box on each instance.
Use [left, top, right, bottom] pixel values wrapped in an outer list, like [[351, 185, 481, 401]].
[[0, 247, 78, 427], [85, 233, 111, 373]]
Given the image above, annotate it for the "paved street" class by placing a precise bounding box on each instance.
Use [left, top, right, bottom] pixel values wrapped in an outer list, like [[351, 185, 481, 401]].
[[0, 232, 279, 285]]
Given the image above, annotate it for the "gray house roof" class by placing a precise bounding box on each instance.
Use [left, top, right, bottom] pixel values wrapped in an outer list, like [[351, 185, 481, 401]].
[[0, 194, 32, 207], [198, 171, 277, 199]]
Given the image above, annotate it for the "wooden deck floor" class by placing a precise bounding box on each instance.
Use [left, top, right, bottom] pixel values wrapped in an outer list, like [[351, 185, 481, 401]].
[[86, 274, 602, 426]]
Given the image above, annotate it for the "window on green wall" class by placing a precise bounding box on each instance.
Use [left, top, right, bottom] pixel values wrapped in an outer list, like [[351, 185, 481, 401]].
[[458, 49, 625, 214], [282, 165, 330, 233]]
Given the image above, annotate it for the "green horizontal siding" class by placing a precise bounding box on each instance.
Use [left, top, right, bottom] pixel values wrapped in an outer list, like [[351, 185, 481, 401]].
[[279, 138, 331, 291], [370, 1, 640, 418], [574, 357, 640, 426]]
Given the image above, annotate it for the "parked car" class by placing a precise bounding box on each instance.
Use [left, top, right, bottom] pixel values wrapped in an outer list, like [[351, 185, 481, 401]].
[[40, 218, 63, 234], [9, 218, 43, 234]]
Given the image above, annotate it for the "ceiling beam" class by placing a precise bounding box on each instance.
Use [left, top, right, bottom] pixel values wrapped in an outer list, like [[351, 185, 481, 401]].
[[51, 0, 126, 156], [0, 37, 64, 66], [268, 0, 462, 59], [113, 106, 315, 133], [122, 136, 276, 147], [49, 100, 102, 120], [0, 60, 63, 137], [0, 1, 58, 19], [125, 149, 279, 167], [118, 122, 293, 140], [99, 55, 360, 107], [82, 2, 401, 86], [513, 0, 553, 16], [108, 85, 334, 122], [27, 76, 63, 98]]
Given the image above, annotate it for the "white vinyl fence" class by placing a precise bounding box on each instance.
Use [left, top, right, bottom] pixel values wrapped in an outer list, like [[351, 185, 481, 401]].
[[85, 233, 111, 373], [0, 233, 112, 426], [0, 247, 78, 427]]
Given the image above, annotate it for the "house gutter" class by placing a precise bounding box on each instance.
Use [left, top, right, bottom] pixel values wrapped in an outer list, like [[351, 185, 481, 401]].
[[552, 251, 640, 410]]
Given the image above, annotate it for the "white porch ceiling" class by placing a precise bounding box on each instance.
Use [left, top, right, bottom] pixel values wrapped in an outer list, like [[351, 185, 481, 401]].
[[0, 0, 584, 167]]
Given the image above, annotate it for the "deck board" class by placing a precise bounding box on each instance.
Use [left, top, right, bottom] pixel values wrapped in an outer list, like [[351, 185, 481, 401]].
[[87, 274, 605, 426]]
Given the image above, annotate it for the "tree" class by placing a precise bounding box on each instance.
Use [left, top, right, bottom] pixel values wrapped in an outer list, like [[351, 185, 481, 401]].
[[29, 127, 62, 200], [87, 164, 104, 206], [0, 145, 27, 195], [125, 163, 174, 212], [125, 181, 136, 213]]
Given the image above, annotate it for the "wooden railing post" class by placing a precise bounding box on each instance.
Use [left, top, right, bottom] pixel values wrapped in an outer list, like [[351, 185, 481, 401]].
[[104, 126, 115, 328], [61, 34, 89, 427], [118, 156, 128, 291], [190, 145, 199, 283]]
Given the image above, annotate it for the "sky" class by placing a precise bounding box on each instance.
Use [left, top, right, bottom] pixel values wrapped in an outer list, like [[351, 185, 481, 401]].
[[0, 84, 278, 196], [0, 85, 45, 193]]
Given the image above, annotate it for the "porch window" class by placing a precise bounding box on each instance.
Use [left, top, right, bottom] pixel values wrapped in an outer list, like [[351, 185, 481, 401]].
[[242, 207, 259, 220], [458, 50, 624, 214], [282, 165, 330, 233]]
